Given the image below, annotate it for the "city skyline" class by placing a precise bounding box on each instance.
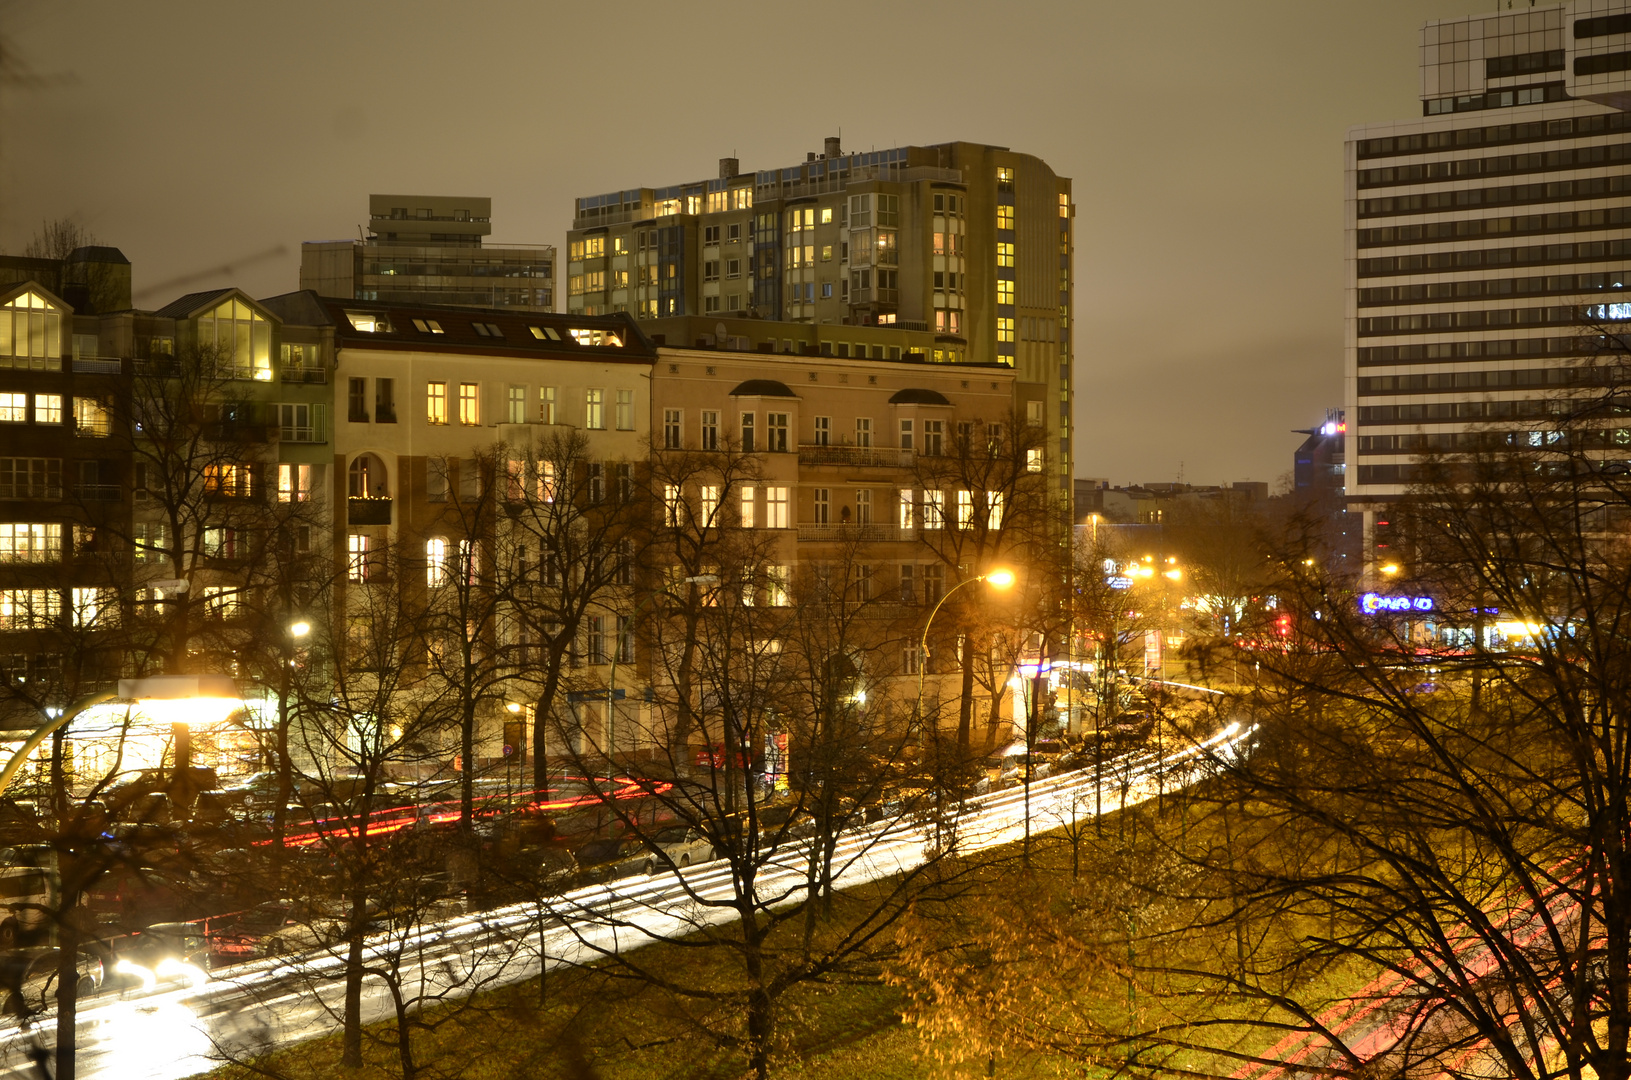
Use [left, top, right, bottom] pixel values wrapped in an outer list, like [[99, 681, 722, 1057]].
[[0, 0, 1498, 488]]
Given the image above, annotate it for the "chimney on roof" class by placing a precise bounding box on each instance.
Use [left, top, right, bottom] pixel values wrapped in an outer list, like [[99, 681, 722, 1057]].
[[824, 136, 841, 159], [806, 152, 817, 162], [719, 157, 739, 179]]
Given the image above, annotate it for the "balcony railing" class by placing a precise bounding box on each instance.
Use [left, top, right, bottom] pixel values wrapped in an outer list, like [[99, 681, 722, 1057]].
[[797, 523, 916, 543], [72, 356, 123, 375], [797, 444, 914, 468], [279, 424, 326, 444], [348, 497, 392, 526], [72, 484, 121, 502], [282, 367, 328, 385]]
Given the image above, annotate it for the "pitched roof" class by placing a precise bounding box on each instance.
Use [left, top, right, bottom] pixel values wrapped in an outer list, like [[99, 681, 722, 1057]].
[[150, 288, 236, 319], [256, 291, 658, 363]]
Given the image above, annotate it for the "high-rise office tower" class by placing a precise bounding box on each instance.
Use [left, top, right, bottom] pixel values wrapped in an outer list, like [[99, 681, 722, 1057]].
[[566, 138, 1074, 500], [1346, 2, 1631, 568], [301, 195, 556, 312]]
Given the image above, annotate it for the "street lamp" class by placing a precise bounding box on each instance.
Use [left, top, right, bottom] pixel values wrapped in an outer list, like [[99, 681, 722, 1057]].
[[603, 574, 719, 775], [916, 568, 1017, 732]]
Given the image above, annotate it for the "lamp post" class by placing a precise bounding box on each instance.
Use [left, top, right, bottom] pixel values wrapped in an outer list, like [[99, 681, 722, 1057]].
[[604, 574, 719, 777], [274, 619, 309, 851], [915, 568, 1016, 743]]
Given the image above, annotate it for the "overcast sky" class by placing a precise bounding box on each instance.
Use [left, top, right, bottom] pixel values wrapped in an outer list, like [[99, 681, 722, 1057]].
[[0, 0, 1510, 487]]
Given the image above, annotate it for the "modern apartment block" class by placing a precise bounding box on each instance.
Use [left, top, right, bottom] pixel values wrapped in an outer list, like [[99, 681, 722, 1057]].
[[1346, 1, 1631, 568], [300, 194, 556, 312], [566, 138, 1074, 502]]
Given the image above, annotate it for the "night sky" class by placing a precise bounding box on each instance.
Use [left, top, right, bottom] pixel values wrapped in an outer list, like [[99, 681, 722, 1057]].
[[0, 1, 1504, 488]]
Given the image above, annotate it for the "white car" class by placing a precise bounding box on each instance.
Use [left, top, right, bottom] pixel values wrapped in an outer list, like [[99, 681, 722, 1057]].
[[645, 826, 715, 873]]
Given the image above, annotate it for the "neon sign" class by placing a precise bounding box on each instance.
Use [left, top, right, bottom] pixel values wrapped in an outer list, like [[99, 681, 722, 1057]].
[[1360, 593, 1434, 615]]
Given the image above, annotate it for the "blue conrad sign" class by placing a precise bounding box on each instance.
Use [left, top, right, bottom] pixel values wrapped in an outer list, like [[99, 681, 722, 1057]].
[[1360, 593, 1434, 615]]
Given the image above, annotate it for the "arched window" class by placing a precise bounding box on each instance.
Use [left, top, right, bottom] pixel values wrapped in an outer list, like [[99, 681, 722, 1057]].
[[348, 453, 388, 499]]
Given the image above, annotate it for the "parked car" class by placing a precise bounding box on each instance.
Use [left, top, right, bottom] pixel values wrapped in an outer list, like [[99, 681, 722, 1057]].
[[571, 836, 646, 884], [0, 947, 103, 1019], [647, 826, 714, 872], [0, 865, 52, 948]]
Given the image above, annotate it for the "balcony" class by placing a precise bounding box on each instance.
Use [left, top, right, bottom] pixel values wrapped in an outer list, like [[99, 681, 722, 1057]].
[[348, 497, 392, 526], [797, 444, 914, 468], [72, 484, 122, 502], [72, 356, 123, 375], [282, 367, 328, 385], [279, 423, 326, 444], [797, 523, 916, 543]]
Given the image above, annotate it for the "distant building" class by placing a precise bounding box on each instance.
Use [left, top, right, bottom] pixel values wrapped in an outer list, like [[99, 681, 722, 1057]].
[[1293, 409, 1346, 501], [300, 194, 555, 312], [565, 137, 1074, 501], [0, 246, 131, 316], [1346, 1, 1631, 571]]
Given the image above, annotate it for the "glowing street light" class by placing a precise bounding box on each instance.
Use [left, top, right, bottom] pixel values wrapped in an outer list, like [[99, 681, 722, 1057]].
[[288, 620, 311, 639], [917, 568, 1017, 728]]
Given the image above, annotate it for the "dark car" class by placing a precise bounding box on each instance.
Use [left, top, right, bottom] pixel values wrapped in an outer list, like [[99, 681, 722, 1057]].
[[0, 947, 103, 1019], [571, 836, 645, 884]]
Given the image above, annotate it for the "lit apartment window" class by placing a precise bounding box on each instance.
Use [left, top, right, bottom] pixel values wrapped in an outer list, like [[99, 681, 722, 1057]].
[[898, 489, 915, 530], [664, 484, 682, 527], [585, 389, 604, 429], [813, 416, 829, 446], [459, 383, 480, 425], [663, 409, 682, 449], [1027, 448, 1044, 473], [997, 280, 1015, 306], [924, 489, 944, 531], [427, 381, 447, 424], [348, 534, 369, 582], [34, 395, 61, 424], [0, 394, 25, 422], [615, 389, 633, 430], [700, 410, 719, 450], [997, 318, 1016, 344], [426, 537, 448, 587], [508, 386, 527, 424], [277, 463, 312, 503], [997, 242, 1015, 268], [766, 486, 789, 529], [986, 491, 1005, 530], [739, 485, 756, 529], [997, 205, 1015, 230], [766, 565, 791, 607], [766, 412, 788, 452], [541, 386, 557, 424], [0, 523, 59, 562], [700, 485, 720, 527], [956, 490, 973, 529]]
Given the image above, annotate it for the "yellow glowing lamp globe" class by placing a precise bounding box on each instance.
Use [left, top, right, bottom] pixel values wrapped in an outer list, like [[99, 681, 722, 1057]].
[[983, 569, 1017, 590]]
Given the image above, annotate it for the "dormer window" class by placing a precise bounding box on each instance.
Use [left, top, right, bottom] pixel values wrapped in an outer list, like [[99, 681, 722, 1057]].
[[201, 297, 271, 380], [346, 311, 391, 333], [472, 322, 503, 337], [412, 318, 444, 334], [0, 289, 63, 371]]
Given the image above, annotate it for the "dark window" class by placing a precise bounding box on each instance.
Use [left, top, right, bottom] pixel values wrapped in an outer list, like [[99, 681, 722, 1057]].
[[375, 378, 396, 423], [1576, 51, 1631, 76], [1576, 12, 1631, 38], [348, 378, 368, 423], [1485, 50, 1564, 78]]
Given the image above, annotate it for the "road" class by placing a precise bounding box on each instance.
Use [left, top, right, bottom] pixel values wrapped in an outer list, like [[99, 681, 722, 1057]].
[[0, 721, 1253, 1080]]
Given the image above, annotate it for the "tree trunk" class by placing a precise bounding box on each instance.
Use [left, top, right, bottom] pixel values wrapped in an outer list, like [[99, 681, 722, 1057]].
[[956, 646, 977, 751], [54, 884, 80, 1080], [460, 697, 476, 830]]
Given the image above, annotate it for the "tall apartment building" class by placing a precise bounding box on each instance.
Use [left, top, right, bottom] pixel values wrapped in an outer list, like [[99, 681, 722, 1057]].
[[566, 139, 1074, 501], [1347, 1, 1631, 569], [301, 194, 556, 312]]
